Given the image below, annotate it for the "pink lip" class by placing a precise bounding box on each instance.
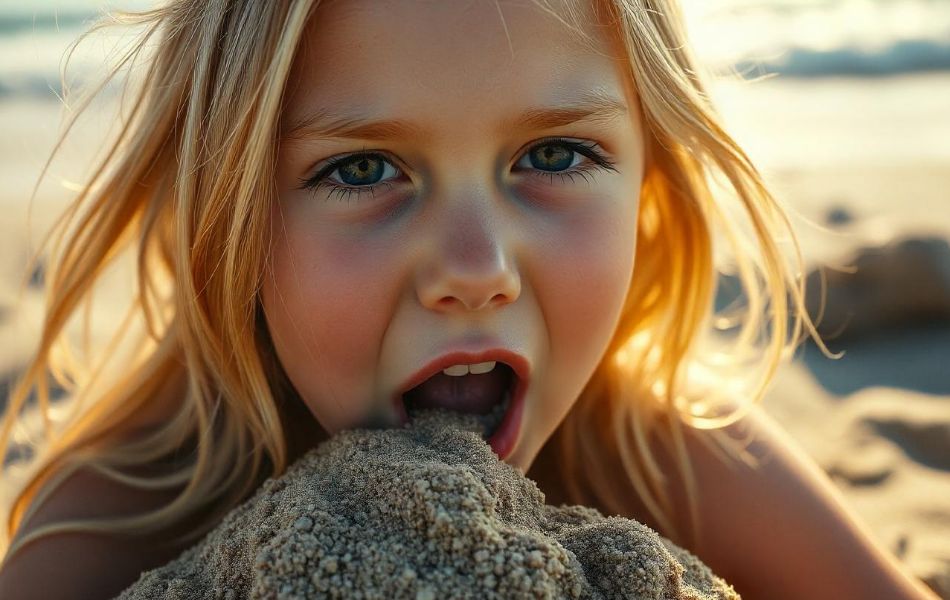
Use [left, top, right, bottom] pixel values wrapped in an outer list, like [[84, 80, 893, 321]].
[[392, 348, 531, 459]]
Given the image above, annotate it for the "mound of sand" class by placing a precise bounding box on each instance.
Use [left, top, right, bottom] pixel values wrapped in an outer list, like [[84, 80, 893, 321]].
[[804, 235, 950, 339], [115, 409, 739, 600]]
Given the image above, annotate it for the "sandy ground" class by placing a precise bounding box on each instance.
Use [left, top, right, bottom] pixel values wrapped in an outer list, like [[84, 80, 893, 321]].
[[116, 408, 739, 599], [756, 164, 950, 595], [1, 74, 949, 597]]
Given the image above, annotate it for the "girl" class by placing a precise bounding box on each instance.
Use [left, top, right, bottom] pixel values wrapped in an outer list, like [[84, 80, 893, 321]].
[[0, 1, 939, 599]]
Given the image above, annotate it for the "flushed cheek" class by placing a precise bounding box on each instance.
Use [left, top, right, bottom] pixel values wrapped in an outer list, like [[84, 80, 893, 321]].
[[267, 225, 403, 432], [505, 197, 635, 471], [532, 196, 636, 405]]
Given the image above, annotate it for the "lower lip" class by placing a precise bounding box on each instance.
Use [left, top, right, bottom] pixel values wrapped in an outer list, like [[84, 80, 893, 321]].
[[487, 377, 527, 460]]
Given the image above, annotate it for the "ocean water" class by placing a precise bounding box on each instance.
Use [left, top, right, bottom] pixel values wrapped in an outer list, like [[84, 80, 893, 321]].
[[1, 0, 950, 101], [0, 0, 149, 100], [681, 0, 950, 77]]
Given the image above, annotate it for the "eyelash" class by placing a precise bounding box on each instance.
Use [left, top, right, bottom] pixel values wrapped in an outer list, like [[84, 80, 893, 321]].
[[296, 137, 619, 203]]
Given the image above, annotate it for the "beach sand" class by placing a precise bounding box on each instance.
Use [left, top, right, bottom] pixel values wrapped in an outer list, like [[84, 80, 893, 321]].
[[114, 409, 739, 600]]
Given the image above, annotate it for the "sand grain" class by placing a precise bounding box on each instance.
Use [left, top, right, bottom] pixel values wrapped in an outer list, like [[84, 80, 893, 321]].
[[116, 409, 739, 599]]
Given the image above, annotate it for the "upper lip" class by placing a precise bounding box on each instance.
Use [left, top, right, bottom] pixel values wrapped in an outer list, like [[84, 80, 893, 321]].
[[393, 347, 530, 408]]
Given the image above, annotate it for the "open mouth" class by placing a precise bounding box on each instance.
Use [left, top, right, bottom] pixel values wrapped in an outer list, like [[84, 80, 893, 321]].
[[401, 362, 517, 440]]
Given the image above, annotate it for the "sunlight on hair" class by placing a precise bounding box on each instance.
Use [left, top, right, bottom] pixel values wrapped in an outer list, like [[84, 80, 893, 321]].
[[1, 0, 827, 563]]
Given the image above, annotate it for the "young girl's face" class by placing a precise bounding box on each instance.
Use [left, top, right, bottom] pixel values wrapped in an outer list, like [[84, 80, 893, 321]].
[[263, 0, 646, 472]]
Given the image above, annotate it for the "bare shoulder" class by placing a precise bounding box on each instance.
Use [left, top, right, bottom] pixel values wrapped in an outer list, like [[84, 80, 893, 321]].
[[674, 403, 938, 600], [0, 464, 190, 600]]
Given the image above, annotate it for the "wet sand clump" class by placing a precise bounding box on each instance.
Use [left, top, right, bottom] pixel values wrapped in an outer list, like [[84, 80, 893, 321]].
[[116, 409, 740, 599]]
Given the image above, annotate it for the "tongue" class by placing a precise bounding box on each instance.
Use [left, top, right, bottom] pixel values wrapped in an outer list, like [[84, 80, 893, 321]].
[[404, 367, 511, 415]]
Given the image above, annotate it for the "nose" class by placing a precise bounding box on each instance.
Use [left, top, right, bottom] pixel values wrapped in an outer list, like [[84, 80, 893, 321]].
[[416, 192, 521, 313]]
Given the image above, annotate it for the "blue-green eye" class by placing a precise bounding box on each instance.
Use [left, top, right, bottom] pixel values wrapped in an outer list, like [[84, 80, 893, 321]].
[[303, 151, 400, 202], [520, 141, 578, 171], [333, 154, 396, 187], [298, 137, 617, 204]]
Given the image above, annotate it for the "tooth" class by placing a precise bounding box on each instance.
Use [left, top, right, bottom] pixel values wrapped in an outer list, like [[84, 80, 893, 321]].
[[468, 361, 496, 375], [442, 364, 469, 376]]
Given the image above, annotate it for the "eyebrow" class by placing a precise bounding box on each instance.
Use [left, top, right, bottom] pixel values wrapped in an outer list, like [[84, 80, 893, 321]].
[[281, 90, 629, 142]]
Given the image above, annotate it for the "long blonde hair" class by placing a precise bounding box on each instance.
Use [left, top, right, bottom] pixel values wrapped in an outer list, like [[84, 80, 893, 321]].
[[1, 0, 824, 563]]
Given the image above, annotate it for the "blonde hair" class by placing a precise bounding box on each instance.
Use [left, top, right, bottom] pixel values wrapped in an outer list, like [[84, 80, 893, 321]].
[[1, 0, 824, 563]]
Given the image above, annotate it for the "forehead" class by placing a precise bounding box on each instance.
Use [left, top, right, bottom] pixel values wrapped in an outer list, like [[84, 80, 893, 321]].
[[284, 0, 630, 136]]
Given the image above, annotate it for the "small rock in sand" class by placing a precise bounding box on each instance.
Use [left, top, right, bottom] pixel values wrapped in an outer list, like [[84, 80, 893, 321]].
[[116, 408, 740, 599]]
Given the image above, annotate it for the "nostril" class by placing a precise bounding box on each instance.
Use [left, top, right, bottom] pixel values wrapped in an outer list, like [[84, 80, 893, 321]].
[[489, 293, 511, 307]]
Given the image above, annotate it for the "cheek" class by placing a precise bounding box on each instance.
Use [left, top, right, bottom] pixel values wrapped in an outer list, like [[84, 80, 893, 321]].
[[280, 240, 383, 349], [528, 190, 637, 435], [262, 210, 401, 424], [538, 196, 637, 343]]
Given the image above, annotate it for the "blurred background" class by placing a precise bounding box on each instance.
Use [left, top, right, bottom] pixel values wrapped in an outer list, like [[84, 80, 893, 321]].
[[681, 2, 950, 597], [0, 0, 948, 596]]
